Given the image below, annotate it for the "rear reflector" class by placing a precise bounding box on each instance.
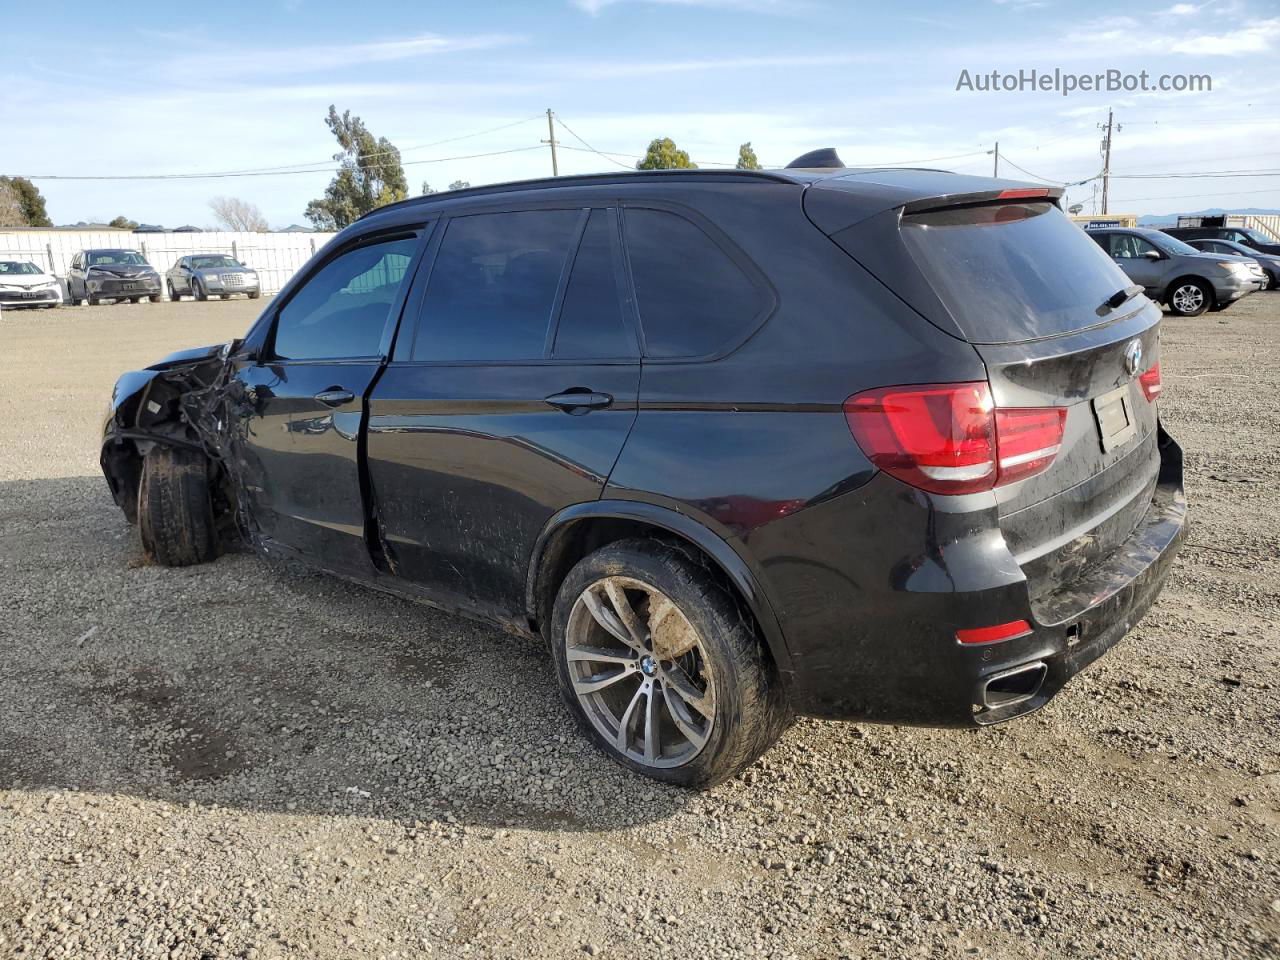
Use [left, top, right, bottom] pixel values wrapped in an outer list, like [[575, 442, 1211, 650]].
[[844, 382, 1066, 495], [1138, 362, 1162, 403], [956, 619, 1033, 645]]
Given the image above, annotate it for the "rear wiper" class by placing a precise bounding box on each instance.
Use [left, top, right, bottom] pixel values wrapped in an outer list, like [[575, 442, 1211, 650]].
[[1102, 284, 1144, 312]]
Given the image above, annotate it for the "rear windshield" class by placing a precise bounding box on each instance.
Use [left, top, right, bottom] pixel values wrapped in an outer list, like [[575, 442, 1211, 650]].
[[900, 202, 1130, 343]]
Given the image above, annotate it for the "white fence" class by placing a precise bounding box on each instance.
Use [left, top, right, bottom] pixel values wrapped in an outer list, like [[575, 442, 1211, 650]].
[[0, 229, 338, 298]]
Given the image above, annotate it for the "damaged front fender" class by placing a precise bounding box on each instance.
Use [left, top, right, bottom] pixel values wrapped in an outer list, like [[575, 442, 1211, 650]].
[[100, 341, 238, 524]]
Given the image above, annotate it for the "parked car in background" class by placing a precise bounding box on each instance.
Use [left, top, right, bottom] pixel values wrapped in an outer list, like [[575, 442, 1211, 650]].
[[68, 250, 162, 305], [1185, 238, 1280, 289], [1084, 226, 1259, 316], [0, 259, 62, 309], [1163, 224, 1280, 256], [166, 254, 261, 302], [101, 161, 1186, 786]]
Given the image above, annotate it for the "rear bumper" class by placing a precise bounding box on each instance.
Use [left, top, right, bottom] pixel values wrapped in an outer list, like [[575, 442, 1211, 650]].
[[764, 425, 1186, 725]]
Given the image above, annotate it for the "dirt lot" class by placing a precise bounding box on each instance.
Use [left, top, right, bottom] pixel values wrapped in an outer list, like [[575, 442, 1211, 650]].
[[1, 294, 1277, 960]]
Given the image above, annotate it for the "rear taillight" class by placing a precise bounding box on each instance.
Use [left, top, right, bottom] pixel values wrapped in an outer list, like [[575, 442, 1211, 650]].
[[994, 406, 1068, 486], [844, 382, 1066, 495], [1138, 362, 1162, 403]]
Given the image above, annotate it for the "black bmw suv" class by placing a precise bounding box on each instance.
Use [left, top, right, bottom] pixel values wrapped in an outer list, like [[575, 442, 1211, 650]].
[[101, 154, 1187, 787]]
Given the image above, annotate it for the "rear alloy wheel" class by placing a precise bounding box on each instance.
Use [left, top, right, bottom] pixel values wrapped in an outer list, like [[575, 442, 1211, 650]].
[[1168, 280, 1211, 317], [551, 539, 788, 788], [138, 445, 218, 567]]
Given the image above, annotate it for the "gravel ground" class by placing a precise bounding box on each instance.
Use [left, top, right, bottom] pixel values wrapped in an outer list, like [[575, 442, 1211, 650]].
[[1, 294, 1277, 960]]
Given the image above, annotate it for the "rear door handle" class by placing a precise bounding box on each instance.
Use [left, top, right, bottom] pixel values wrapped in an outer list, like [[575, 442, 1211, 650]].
[[544, 390, 613, 413], [315, 388, 355, 407]]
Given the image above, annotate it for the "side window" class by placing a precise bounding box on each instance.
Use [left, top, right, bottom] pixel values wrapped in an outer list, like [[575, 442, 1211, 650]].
[[412, 210, 579, 362], [552, 209, 634, 359], [272, 234, 418, 361], [623, 208, 764, 358]]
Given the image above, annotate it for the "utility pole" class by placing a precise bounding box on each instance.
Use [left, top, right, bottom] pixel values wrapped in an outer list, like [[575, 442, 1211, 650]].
[[543, 108, 559, 177], [992, 141, 999, 178], [1099, 109, 1116, 215]]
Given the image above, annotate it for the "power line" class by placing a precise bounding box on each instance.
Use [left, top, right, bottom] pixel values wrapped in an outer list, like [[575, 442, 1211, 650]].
[[553, 115, 636, 170], [1110, 186, 1280, 204], [12, 115, 547, 181], [15, 145, 546, 181]]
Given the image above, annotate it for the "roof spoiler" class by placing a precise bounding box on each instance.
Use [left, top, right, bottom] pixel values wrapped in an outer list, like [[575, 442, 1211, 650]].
[[786, 148, 845, 169], [902, 185, 1064, 214]]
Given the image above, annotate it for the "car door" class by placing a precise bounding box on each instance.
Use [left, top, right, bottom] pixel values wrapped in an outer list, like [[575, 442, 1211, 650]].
[[365, 205, 641, 617], [226, 227, 428, 577], [69, 253, 84, 299], [1107, 233, 1165, 295]]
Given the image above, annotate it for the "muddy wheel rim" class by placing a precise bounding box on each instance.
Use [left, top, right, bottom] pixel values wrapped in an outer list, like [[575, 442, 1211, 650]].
[[1172, 284, 1204, 313], [565, 576, 715, 769]]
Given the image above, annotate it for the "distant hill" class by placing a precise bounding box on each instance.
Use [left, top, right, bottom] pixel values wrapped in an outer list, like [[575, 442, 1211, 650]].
[[1139, 207, 1280, 226]]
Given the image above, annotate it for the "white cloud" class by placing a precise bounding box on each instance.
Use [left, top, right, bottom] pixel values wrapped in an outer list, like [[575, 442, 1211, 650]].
[[573, 0, 803, 14], [555, 51, 884, 78], [993, 0, 1050, 8], [1162, 3, 1199, 14], [1170, 17, 1280, 54], [156, 32, 523, 81]]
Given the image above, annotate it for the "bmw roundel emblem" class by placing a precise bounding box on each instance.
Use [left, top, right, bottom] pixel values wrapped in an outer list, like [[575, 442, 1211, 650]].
[[1124, 339, 1143, 376]]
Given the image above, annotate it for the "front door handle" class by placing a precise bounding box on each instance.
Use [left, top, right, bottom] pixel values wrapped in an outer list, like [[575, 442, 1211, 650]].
[[544, 390, 613, 413], [315, 388, 355, 407]]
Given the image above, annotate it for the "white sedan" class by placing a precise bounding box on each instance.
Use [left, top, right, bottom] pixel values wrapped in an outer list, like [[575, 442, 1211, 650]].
[[0, 260, 62, 309]]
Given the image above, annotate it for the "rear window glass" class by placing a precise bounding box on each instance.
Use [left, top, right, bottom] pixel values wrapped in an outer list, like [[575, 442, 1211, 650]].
[[624, 208, 763, 358], [413, 210, 579, 362], [900, 203, 1130, 343]]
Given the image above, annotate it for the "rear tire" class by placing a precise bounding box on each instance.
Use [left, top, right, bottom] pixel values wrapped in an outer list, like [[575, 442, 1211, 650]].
[[550, 538, 788, 788], [138, 445, 217, 567], [248, 291, 261, 300], [1167, 279, 1211, 317]]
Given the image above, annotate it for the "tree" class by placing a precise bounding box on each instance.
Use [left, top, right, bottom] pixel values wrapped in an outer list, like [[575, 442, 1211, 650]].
[[736, 142, 762, 170], [209, 196, 269, 232], [109, 216, 138, 230], [0, 176, 51, 226], [0, 181, 24, 227], [305, 105, 408, 230], [447, 180, 471, 191], [636, 138, 696, 170], [421, 181, 438, 196]]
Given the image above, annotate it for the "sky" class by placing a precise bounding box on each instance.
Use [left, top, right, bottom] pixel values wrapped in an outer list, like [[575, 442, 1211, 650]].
[[4, 0, 1278, 228]]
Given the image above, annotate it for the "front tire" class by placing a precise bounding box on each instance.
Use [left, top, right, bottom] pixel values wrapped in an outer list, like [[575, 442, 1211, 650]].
[[550, 538, 788, 788], [1167, 279, 1211, 317], [193, 279, 208, 302], [138, 446, 218, 567]]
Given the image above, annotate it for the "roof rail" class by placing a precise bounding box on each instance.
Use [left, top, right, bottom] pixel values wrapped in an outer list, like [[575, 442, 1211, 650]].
[[354, 168, 801, 223]]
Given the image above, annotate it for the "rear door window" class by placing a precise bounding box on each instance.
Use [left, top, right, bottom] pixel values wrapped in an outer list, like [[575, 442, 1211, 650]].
[[552, 209, 634, 359], [623, 207, 765, 358], [272, 234, 418, 360], [412, 210, 580, 362], [900, 203, 1130, 344]]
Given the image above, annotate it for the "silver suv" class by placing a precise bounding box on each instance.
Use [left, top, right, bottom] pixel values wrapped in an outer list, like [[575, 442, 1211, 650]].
[[1085, 227, 1260, 317]]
